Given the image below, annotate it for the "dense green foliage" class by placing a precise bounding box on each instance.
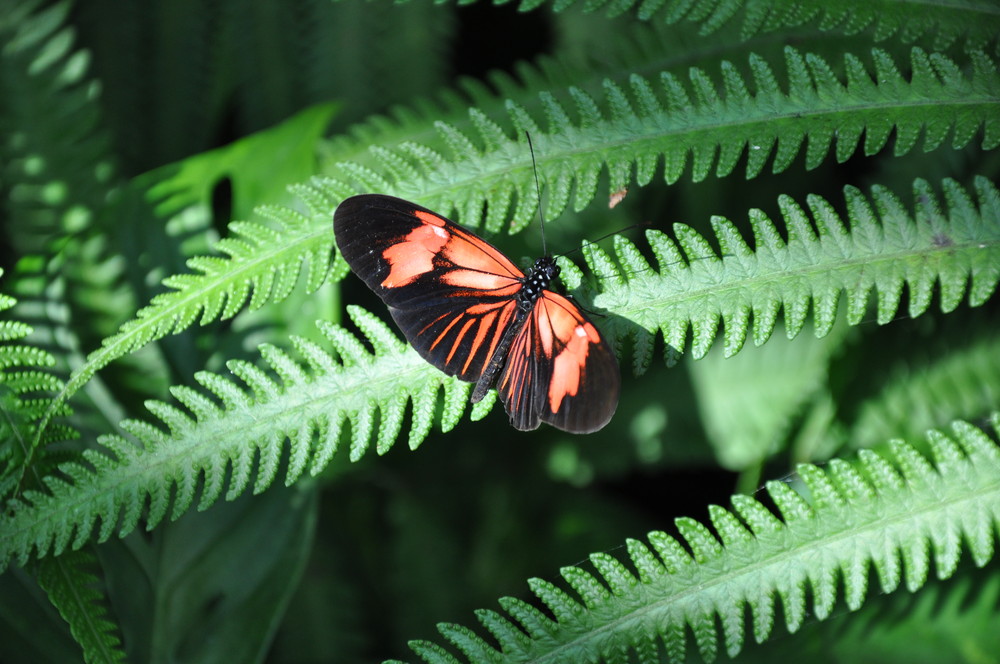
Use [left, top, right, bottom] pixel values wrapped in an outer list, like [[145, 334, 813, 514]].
[[1, 0, 998, 662]]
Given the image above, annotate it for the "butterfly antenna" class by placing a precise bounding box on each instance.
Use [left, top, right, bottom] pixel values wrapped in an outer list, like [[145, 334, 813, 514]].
[[557, 222, 651, 260], [525, 131, 547, 256]]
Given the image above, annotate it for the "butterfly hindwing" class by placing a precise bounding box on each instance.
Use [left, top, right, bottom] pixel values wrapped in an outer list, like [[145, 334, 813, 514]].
[[498, 291, 620, 433]]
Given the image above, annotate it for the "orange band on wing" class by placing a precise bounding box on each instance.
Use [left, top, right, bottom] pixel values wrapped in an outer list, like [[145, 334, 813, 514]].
[[441, 268, 518, 291], [440, 226, 522, 280], [381, 214, 450, 288], [548, 322, 599, 412], [535, 294, 602, 413]]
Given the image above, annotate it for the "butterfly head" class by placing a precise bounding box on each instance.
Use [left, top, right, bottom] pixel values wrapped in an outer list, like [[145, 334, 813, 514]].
[[532, 256, 559, 281]]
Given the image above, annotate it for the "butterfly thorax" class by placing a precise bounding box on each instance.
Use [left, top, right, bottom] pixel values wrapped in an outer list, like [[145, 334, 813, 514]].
[[518, 257, 559, 311]]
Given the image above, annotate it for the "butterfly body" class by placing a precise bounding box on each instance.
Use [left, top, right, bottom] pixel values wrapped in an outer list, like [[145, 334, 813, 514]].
[[334, 194, 619, 434], [517, 257, 559, 310], [469, 255, 557, 404]]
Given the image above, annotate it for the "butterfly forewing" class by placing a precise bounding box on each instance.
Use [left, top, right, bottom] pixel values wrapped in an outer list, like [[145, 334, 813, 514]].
[[334, 193, 620, 433], [334, 195, 523, 301], [335, 195, 524, 382]]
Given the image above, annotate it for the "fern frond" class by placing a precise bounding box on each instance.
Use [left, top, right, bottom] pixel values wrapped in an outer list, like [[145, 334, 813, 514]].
[[391, 415, 1000, 664], [594, 176, 1000, 371], [0, 270, 77, 501], [322, 19, 821, 170], [0, 0, 118, 254], [0, 306, 476, 571], [34, 549, 126, 664], [393, 0, 1000, 56], [33, 198, 344, 446], [845, 315, 1000, 452], [1, 0, 147, 456], [322, 46, 999, 234]]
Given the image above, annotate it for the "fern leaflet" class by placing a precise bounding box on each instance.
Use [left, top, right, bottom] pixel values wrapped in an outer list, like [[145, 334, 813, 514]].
[[596, 176, 1000, 370], [390, 415, 1000, 663], [34, 549, 126, 664], [0, 307, 487, 571]]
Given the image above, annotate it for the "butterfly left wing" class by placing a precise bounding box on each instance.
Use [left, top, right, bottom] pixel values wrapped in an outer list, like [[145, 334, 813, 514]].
[[334, 194, 525, 383], [497, 290, 619, 433]]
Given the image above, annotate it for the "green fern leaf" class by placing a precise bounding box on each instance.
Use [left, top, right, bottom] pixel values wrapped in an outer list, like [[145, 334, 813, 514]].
[[0, 0, 145, 384], [322, 46, 998, 236], [33, 549, 126, 664], [0, 270, 79, 502], [391, 415, 1000, 663], [0, 307, 473, 571], [595, 176, 1000, 370]]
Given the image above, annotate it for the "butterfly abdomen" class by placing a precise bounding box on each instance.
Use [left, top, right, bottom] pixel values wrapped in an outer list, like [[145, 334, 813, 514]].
[[472, 257, 558, 402]]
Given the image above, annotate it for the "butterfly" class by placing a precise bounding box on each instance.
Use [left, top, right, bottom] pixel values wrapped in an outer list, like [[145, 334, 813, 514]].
[[333, 194, 619, 433]]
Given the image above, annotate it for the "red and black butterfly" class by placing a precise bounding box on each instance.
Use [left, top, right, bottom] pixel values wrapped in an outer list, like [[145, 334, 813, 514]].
[[333, 194, 619, 433]]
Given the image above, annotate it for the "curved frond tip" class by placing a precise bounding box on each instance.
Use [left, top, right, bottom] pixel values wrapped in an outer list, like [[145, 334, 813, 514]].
[[392, 415, 1000, 664]]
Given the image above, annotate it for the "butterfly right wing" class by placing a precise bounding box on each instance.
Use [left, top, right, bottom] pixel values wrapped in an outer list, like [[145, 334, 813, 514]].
[[334, 194, 525, 383], [497, 290, 619, 433]]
